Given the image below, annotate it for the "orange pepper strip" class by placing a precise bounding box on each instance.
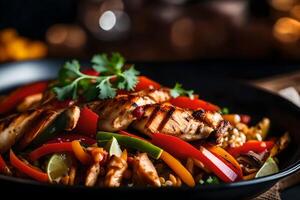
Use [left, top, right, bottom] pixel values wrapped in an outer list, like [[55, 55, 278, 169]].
[[243, 172, 256, 180], [71, 140, 92, 165], [160, 151, 195, 187], [10, 150, 49, 182], [206, 145, 243, 177], [121, 149, 128, 161]]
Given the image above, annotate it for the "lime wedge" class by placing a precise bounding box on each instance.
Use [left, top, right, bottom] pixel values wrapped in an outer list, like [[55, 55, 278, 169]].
[[106, 137, 122, 157], [47, 153, 72, 183], [255, 157, 279, 178]]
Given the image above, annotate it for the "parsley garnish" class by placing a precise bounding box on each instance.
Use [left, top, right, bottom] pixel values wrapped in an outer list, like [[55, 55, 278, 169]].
[[53, 53, 139, 100], [199, 176, 220, 185], [170, 83, 194, 99]]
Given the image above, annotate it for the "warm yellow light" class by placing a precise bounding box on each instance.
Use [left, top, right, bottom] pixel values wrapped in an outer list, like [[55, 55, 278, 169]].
[[291, 4, 300, 21], [46, 24, 87, 48], [46, 24, 68, 45], [270, 0, 296, 11], [273, 17, 300, 43]]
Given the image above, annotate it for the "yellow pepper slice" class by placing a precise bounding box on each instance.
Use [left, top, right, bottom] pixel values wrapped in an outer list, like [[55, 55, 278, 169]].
[[160, 151, 195, 187], [71, 140, 91, 165]]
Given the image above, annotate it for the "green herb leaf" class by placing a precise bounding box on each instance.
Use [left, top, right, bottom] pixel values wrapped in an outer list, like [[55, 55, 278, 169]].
[[91, 54, 110, 73], [206, 176, 220, 184], [170, 83, 194, 99], [92, 52, 125, 74], [120, 66, 140, 91], [53, 52, 140, 101], [53, 83, 77, 100], [57, 60, 81, 85], [97, 79, 117, 99], [220, 107, 229, 115]]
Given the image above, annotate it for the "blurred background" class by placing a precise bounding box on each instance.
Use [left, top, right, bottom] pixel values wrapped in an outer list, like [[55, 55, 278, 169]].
[[0, 0, 300, 62]]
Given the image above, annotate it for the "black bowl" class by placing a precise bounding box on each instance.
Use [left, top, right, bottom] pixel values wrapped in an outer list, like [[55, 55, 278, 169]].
[[0, 60, 299, 199]]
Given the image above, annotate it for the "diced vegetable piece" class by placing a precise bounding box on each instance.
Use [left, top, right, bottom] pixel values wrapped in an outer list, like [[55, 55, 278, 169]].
[[29, 142, 73, 161], [240, 115, 251, 124], [73, 107, 99, 137], [0, 81, 48, 114], [97, 132, 162, 159], [227, 141, 274, 158], [151, 133, 240, 182], [169, 96, 220, 111], [255, 157, 279, 178], [222, 114, 241, 125], [258, 118, 270, 140], [134, 76, 161, 91], [105, 137, 122, 157], [160, 151, 195, 187], [46, 153, 73, 183], [71, 140, 91, 165], [10, 150, 49, 182]]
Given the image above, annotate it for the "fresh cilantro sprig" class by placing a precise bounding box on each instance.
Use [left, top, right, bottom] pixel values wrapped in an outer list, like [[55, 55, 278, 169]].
[[53, 53, 139, 101], [170, 83, 194, 99]]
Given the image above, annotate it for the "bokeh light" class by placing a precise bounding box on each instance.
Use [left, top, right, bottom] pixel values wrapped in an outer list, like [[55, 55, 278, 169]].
[[171, 17, 195, 47], [270, 0, 296, 11], [46, 24, 87, 48], [99, 11, 116, 31], [291, 5, 300, 21], [273, 17, 300, 43]]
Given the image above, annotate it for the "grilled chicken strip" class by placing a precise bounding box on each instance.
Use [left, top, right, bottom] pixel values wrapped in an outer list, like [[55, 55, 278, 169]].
[[85, 147, 107, 187], [0, 110, 41, 153], [133, 103, 230, 141], [18, 105, 80, 149], [104, 155, 128, 187], [87, 88, 170, 132], [0, 102, 80, 152], [132, 153, 161, 187]]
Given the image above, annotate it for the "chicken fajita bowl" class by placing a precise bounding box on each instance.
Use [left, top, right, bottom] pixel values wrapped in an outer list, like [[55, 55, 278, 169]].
[[0, 54, 299, 199]]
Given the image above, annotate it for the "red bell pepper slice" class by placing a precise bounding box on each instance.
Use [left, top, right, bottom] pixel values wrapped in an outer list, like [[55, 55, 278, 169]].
[[227, 141, 274, 158], [205, 144, 243, 177], [134, 76, 161, 91], [29, 142, 73, 161], [0, 81, 48, 114], [169, 96, 220, 112], [10, 150, 49, 182], [240, 115, 251, 124], [82, 69, 100, 76], [73, 107, 99, 137], [0, 155, 9, 174], [151, 133, 240, 182], [46, 134, 97, 145]]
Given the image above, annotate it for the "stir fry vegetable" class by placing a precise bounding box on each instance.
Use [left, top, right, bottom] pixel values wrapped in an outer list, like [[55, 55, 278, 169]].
[[0, 52, 289, 188], [169, 96, 220, 111], [0, 81, 48, 114], [10, 150, 49, 182], [97, 131, 162, 159]]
